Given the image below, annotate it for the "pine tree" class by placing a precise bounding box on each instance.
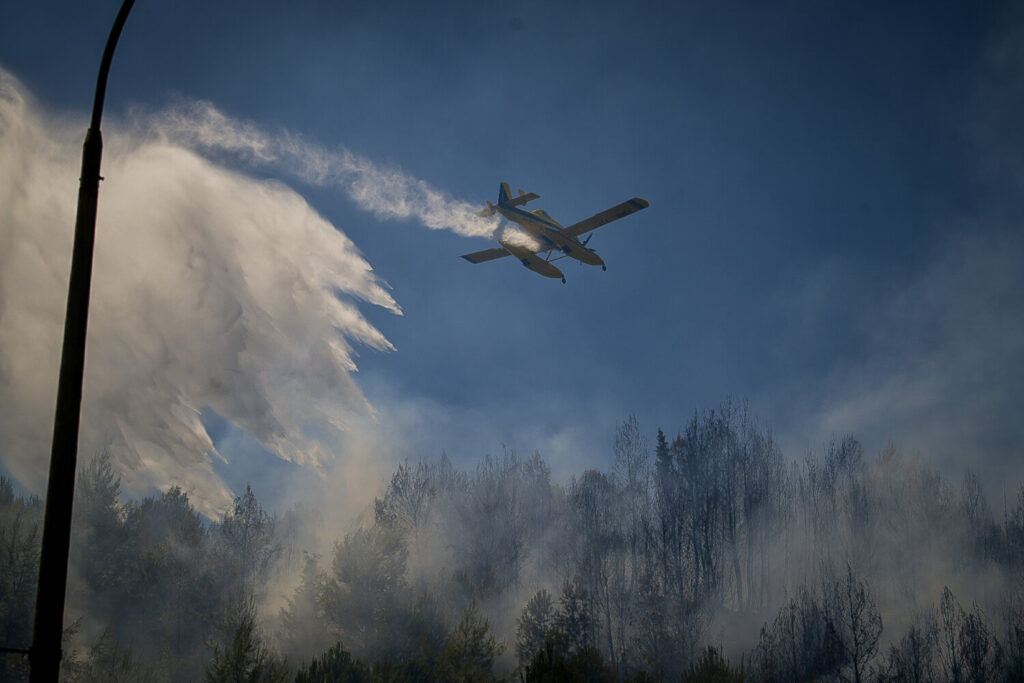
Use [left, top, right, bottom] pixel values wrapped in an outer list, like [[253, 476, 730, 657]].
[[436, 602, 502, 682], [204, 596, 288, 683], [294, 643, 369, 683], [516, 589, 554, 666]]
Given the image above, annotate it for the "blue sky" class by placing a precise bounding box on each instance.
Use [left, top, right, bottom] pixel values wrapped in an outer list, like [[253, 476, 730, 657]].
[[2, 1, 1022, 513]]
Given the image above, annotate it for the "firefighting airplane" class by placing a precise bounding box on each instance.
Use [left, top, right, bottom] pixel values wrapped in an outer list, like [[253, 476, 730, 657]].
[[461, 182, 650, 283]]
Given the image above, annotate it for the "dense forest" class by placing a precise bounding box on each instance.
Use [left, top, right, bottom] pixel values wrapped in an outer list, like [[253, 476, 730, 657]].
[[2, 400, 1024, 681]]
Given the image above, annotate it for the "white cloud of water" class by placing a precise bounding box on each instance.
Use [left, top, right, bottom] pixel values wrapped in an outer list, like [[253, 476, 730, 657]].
[[0, 67, 475, 517]]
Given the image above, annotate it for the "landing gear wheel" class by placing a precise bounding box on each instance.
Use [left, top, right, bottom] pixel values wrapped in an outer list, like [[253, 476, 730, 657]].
[[561, 277, 566, 284], [602, 265, 607, 271]]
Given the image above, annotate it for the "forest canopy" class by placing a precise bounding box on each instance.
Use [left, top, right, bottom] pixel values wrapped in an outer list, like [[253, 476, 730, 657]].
[[2, 401, 1023, 681]]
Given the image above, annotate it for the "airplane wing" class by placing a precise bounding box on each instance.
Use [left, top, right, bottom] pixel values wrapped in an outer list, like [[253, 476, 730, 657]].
[[563, 197, 650, 239], [461, 247, 511, 264]]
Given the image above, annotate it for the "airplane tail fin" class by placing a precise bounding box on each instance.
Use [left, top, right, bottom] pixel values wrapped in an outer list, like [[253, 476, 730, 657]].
[[477, 182, 539, 216], [498, 182, 513, 206]]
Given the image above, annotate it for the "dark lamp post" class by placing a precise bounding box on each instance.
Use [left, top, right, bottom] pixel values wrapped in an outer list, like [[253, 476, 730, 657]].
[[29, 1, 136, 680]]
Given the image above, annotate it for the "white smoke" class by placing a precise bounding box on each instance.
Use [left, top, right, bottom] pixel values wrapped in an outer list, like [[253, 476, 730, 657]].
[[0, 68, 417, 517], [785, 227, 1024, 490], [146, 100, 504, 240], [765, 16, 1024, 494]]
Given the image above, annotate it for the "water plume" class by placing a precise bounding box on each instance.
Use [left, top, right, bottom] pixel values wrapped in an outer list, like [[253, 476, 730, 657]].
[[0, 67, 400, 517]]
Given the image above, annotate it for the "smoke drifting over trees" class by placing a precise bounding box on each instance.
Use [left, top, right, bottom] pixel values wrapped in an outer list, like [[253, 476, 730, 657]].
[[3, 401, 1024, 681]]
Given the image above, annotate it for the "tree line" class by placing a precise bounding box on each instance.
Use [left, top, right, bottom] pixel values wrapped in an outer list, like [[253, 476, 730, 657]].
[[2, 399, 1024, 680]]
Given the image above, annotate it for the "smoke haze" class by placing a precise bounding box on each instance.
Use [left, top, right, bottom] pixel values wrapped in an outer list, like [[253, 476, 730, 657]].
[[761, 17, 1024, 495]]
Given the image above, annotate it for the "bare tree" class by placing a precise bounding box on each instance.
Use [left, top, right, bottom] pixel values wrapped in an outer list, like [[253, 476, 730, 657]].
[[880, 610, 939, 683], [1001, 593, 1024, 683], [827, 564, 883, 683], [940, 586, 999, 683], [754, 585, 843, 682]]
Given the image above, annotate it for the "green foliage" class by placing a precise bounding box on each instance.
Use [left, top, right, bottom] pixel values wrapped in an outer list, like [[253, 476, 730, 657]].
[[516, 589, 554, 665], [69, 627, 160, 683], [294, 642, 369, 683], [320, 526, 409, 657], [515, 580, 601, 675], [280, 553, 333, 665], [69, 478, 218, 678], [73, 452, 129, 595], [219, 484, 280, 591], [521, 632, 616, 683], [75, 451, 123, 524], [0, 476, 40, 682], [123, 485, 213, 668], [553, 578, 592, 654], [436, 602, 503, 682], [681, 646, 745, 683], [379, 592, 448, 673], [204, 596, 288, 683]]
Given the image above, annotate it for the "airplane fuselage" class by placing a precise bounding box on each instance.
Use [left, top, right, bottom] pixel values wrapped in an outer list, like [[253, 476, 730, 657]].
[[461, 183, 648, 283], [496, 205, 606, 268]]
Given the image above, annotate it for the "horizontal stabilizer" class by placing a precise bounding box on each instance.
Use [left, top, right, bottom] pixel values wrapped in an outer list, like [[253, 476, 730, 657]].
[[461, 247, 511, 264], [498, 182, 539, 208], [506, 191, 540, 208]]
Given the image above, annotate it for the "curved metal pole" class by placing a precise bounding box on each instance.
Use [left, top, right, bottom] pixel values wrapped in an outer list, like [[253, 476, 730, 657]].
[[29, 1, 136, 680]]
